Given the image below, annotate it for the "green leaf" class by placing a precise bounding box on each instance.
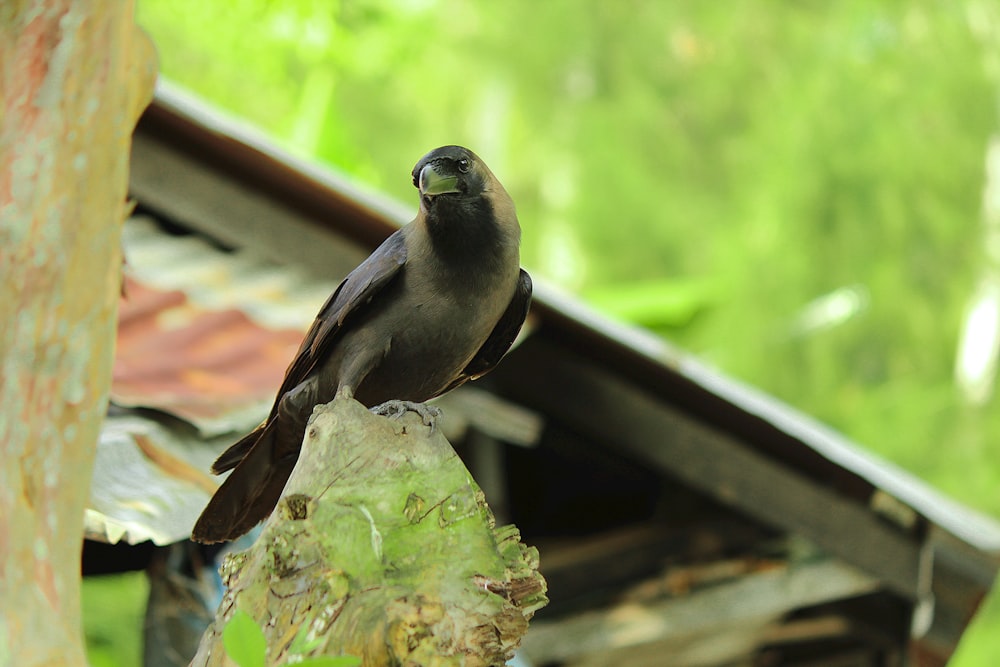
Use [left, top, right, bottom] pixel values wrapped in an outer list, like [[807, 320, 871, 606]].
[[295, 657, 362, 667], [222, 609, 267, 667]]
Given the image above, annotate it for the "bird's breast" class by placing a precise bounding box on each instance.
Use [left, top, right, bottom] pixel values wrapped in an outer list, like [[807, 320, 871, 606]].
[[350, 262, 517, 405]]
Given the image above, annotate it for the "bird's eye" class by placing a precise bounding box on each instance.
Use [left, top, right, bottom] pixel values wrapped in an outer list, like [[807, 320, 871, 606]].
[[457, 158, 471, 173]]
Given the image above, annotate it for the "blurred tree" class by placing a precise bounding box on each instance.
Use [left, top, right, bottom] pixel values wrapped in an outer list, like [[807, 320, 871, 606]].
[[1, 2, 155, 666]]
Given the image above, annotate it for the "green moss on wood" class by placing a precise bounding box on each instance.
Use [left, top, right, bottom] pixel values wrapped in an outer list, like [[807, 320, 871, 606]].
[[193, 399, 547, 666]]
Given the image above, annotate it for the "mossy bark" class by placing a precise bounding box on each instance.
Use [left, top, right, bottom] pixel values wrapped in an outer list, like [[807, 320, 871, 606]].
[[192, 399, 547, 666], [0, 3, 155, 665]]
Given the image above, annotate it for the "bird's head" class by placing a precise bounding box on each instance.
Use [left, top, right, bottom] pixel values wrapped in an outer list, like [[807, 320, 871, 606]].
[[412, 145, 499, 211], [410, 145, 519, 260]]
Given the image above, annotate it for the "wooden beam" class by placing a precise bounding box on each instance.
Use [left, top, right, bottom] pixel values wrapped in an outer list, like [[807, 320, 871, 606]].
[[130, 132, 367, 282], [497, 339, 925, 599], [533, 521, 767, 614], [520, 559, 878, 665]]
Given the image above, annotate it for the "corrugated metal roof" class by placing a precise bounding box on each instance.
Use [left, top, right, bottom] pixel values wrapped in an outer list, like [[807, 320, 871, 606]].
[[89, 411, 228, 545], [92, 215, 338, 544], [113, 216, 334, 435]]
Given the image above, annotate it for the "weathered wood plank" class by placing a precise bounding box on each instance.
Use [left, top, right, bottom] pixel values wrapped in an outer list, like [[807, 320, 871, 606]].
[[130, 131, 367, 281], [520, 559, 878, 665], [498, 339, 924, 599]]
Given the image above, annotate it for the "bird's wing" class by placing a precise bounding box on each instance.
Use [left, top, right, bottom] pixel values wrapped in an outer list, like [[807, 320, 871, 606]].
[[269, 230, 408, 421], [209, 231, 407, 476], [440, 269, 532, 395]]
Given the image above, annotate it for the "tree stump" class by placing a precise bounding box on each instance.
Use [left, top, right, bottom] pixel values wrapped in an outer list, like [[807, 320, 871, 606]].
[[191, 399, 547, 666]]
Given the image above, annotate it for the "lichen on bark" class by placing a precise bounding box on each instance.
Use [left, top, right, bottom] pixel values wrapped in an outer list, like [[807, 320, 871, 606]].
[[0, 2, 155, 665]]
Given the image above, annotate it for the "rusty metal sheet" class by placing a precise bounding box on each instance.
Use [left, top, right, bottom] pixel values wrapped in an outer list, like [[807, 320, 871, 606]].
[[110, 216, 336, 435], [90, 216, 338, 544], [113, 275, 301, 434]]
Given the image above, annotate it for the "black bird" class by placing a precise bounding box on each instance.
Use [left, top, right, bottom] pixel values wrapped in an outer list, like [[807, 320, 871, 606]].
[[192, 146, 531, 543]]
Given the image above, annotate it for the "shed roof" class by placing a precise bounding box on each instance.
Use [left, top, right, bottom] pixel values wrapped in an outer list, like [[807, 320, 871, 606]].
[[96, 80, 1000, 666]]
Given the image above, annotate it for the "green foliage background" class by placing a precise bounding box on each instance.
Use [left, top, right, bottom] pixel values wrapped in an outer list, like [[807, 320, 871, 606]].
[[87, 0, 1000, 663]]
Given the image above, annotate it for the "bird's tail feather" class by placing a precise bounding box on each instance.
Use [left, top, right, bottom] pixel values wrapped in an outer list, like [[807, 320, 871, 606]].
[[192, 424, 295, 543], [211, 425, 265, 474]]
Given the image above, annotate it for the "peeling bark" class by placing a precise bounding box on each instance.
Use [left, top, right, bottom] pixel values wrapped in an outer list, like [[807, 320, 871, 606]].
[[192, 399, 548, 667], [0, 2, 156, 665]]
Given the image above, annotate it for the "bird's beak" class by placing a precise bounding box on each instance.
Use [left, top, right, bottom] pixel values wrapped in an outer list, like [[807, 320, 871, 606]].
[[419, 163, 461, 196]]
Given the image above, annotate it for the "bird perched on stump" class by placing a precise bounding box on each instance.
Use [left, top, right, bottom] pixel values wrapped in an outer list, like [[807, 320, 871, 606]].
[[192, 146, 532, 543]]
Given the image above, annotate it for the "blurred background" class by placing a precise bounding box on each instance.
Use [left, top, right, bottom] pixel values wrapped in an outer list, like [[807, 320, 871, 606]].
[[86, 1, 1000, 664]]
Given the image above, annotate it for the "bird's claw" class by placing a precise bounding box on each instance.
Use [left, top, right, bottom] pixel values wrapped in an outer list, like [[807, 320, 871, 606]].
[[370, 400, 441, 430]]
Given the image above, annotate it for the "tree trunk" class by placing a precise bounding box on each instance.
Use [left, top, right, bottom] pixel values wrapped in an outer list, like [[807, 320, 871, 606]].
[[0, 3, 155, 665], [191, 399, 548, 666]]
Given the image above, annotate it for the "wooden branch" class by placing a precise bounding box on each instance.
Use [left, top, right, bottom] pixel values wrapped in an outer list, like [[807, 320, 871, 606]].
[[191, 399, 547, 666], [0, 3, 155, 666]]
